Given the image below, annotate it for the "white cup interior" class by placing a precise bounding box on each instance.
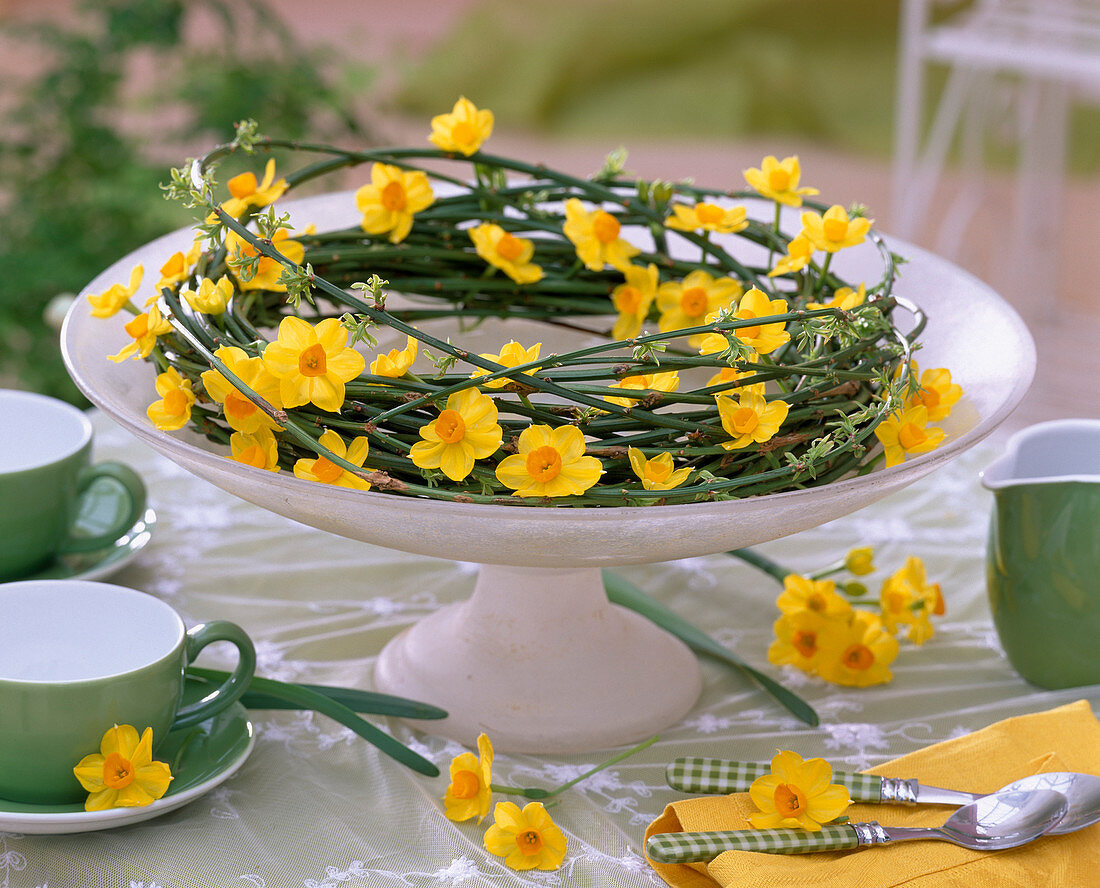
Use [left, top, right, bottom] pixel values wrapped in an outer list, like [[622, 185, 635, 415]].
[[0, 581, 184, 682], [0, 390, 92, 473], [984, 419, 1100, 486]]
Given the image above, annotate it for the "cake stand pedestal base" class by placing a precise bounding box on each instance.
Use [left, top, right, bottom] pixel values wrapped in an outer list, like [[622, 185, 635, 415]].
[[374, 564, 702, 753]]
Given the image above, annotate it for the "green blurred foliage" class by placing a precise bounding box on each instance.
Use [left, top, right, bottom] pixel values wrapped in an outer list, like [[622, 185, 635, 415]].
[[0, 0, 372, 403]]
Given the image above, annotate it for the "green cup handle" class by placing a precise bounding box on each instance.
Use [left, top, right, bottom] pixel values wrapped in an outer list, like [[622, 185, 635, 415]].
[[57, 461, 147, 554], [173, 621, 257, 729]]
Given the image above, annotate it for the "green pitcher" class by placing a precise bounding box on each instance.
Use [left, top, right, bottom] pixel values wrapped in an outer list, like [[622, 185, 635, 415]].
[[981, 419, 1100, 689]]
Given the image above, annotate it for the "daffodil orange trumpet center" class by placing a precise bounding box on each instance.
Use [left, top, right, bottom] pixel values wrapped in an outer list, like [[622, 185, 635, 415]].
[[517, 829, 545, 857], [729, 407, 759, 435], [842, 643, 875, 670], [311, 455, 344, 484], [792, 629, 818, 658], [897, 421, 929, 450], [526, 446, 563, 483], [616, 285, 644, 314], [381, 181, 408, 212], [774, 782, 808, 817], [436, 409, 467, 444], [495, 232, 526, 262], [450, 769, 481, 800], [298, 343, 328, 377], [680, 287, 709, 317], [102, 752, 135, 789], [823, 217, 848, 242], [768, 169, 791, 191], [592, 210, 620, 244]]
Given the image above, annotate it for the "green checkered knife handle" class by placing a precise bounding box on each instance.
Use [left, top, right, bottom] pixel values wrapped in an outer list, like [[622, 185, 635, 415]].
[[666, 757, 885, 802], [646, 823, 859, 862]]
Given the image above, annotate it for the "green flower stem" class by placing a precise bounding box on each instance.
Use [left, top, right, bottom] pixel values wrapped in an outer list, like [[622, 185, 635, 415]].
[[603, 572, 818, 726], [185, 667, 441, 776], [726, 548, 792, 584], [489, 734, 660, 800]]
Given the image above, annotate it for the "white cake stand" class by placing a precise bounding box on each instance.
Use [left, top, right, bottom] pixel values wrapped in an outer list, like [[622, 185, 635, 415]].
[[61, 192, 1035, 752]]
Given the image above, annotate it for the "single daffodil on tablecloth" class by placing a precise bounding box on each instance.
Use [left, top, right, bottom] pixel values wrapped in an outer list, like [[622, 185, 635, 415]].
[[484, 801, 567, 871], [261, 317, 365, 412], [743, 155, 819, 207], [87, 264, 143, 318], [880, 555, 945, 645], [73, 725, 172, 812], [776, 574, 852, 619], [816, 609, 899, 687], [768, 609, 835, 674], [562, 198, 639, 273], [146, 367, 195, 432], [293, 429, 371, 490], [468, 223, 543, 284], [495, 425, 603, 498], [443, 732, 494, 823], [747, 750, 851, 831], [409, 387, 503, 482], [355, 163, 434, 244], [429, 96, 494, 156]]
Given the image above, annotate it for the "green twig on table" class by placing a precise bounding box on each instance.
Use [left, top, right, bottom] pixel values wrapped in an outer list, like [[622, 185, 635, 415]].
[[726, 548, 791, 584], [186, 666, 442, 777], [490, 734, 660, 800], [602, 571, 819, 726]]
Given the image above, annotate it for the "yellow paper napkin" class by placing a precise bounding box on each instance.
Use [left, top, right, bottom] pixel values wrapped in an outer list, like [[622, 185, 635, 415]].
[[645, 700, 1100, 888]]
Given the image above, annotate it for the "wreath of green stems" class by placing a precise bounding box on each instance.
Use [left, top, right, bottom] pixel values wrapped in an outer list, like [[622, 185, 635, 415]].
[[157, 123, 921, 507]]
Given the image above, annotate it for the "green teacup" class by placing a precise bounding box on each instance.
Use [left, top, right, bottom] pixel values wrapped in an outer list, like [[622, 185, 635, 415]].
[[0, 389, 147, 581], [982, 419, 1100, 689], [0, 580, 256, 804]]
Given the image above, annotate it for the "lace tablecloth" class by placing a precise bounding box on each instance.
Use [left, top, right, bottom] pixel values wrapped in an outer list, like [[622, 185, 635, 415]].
[[4, 413, 1097, 888]]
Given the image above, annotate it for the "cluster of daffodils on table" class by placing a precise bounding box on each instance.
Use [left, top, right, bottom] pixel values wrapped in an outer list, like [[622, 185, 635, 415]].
[[90, 97, 963, 506]]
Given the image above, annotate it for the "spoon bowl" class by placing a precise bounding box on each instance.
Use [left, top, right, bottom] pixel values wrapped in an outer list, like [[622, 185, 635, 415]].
[[997, 772, 1100, 835], [928, 788, 1069, 850]]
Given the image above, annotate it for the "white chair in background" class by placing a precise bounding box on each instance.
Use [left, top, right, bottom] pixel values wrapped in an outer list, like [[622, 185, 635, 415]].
[[892, 0, 1100, 301]]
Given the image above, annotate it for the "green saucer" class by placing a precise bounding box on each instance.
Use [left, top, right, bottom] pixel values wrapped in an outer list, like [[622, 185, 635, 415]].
[[0, 678, 254, 834], [0, 506, 156, 584]]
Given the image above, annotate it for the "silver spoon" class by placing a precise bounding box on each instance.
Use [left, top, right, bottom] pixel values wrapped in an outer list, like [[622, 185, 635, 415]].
[[646, 788, 1068, 863], [992, 772, 1100, 834]]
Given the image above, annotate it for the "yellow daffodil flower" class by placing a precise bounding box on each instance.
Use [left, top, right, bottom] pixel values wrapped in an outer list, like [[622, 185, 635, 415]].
[[768, 233, 814, 278], [816, 610, 899, 686], [229, 428, 280, 472], [698, 288, 790, 356], [471, 340, 542, 389], [370, 335, 419, 378], [201, 345, 285, 434], [874, 404, 945, 467], [226, 226, 305, 292], [747, 750, 851, 831], [705, 360, 763, 392], [743, 156, 819, 207], [221, 158, 288, 219], [715, 389, 789, 450], [845, 546, 875, 576], [261, 317, 366, 412], [293, 428, 371, 490], [880, 555, 944, 645], [429, 96, 494, 156], [87, 264, 143, 318], [484, 801, 567, 871], [146, 367, 195, 432], [443, 732, 494, 822], [905, 364, 962, 422], [355, 163, 434, 244], [495, 424, 603, 498], [610, 263, 659, 340], [182, 276, 234, 315], [73, 724, 173, 812], [776, 574, 852, 619], [665, 201, 748, 234], [627, 448, 692, 491], [468, 223, 543, 284], [108, 303, 172, 362], [767, 609, 835, 674], [604, 370, 679, 409], [562, 198, 639, 272], [801, 205, 872, 254], [807, 282, 866, 312], [656, 270, 742, 348], [410, 387, 503, 481], [155, 242, 203, 292]]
